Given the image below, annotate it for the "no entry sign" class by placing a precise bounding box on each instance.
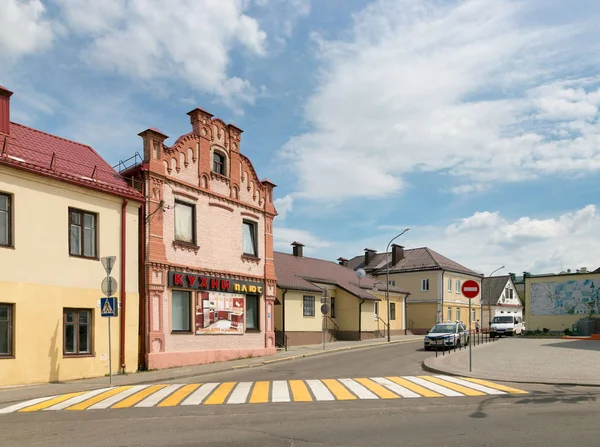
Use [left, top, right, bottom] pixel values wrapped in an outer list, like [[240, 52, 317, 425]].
[[461, 280, 480, 299]]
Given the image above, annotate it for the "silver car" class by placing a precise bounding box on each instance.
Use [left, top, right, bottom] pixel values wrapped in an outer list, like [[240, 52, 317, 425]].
[[424, 322, 470, 350]]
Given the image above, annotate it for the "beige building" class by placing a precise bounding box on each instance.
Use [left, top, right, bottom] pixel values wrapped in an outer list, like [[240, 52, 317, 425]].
[[0, 86, 143, 385], [274, 243, 409, 346], [347, 245, 483, 334]]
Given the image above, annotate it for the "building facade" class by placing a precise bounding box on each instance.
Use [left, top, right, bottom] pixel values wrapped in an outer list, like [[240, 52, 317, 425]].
[[120, 107, 277, 370], [347, 245, 483, 334], [0, 86, 143, 386], [274, 243, 408, 346], [481, 275, 523, 327]]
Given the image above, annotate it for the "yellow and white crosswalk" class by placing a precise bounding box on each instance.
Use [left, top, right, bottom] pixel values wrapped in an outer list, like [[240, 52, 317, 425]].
[[0, 375, 528, 414]]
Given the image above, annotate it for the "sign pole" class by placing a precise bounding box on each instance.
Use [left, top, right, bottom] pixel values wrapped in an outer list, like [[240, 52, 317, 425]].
[[469, 298, 472, 372], [101, 256, 117, 386], [108, 315, 112, 385], [461, 279, 480, 373]]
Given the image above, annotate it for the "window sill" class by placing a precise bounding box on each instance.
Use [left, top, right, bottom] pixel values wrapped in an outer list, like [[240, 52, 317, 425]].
[[69, 254, 98, 261], [0, 244, 15, 250], [303, 315, 316, 318], [171, 331, 193, 335], [173, 240, 200, 254], [241, 254, 261, 264], [63, 354, 94, 358], [0, 355, 15, 359], [244, 328, 261, 333]]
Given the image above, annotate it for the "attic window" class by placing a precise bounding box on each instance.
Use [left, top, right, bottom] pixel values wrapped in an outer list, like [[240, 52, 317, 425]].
[[213, 152, 225, 175]]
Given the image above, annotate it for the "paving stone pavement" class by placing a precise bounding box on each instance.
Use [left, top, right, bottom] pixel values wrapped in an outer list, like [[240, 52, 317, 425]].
[[423, 337, 600, 386]]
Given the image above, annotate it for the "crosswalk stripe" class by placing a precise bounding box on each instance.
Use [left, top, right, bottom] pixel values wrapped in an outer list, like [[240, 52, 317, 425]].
[[136, 385, 184, 408], [112, 385, 168, 409], [158, 384, 201, 407], [403, 376, 463, 397], [289, 380, 312, 402], [227, 382, 253, 404], [249, 381, 270, 404], [0, 395, 59, 414], [355, 378, 400, 399], [19, 392, 87, 412], [418, 376, 485, 397], [42, 388, 113, 411], [271, 381, 291, 403], [373, 377, 421, 398], [89, 386, 150, 409], [67, 387, 134, 411], [435, 376, 506, 395], [181, 383, 219, 406], [205, 382, 236, 405], [321, 379, 356, 400], [306, 380, 335, 401], [385, 377, 442, 397], [339, 379, 378, 399], [459, 377, 529, 395]]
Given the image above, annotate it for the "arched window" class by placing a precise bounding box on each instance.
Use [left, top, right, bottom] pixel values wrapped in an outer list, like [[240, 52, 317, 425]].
[[213, 152, 225, 175]]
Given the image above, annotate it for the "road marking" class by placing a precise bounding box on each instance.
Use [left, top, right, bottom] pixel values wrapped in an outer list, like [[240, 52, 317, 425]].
[[112, 385, 168, 409], [418, 376, 485, 397], [249, 381, 270, 404], [403, 376, 464, 397], [0, 376, 529, 413], [434, 376, 506, 395], [89, 386, 150, 410], [227, 382, 253, 405], [271, 381, 291, 403], [181, 383, 219, 406], [306, 380, 335, 401], [67, 387, 135, 411], [205, 382, 236, 405], [158, 384, 201, 407], [459, 377, 529, 395], [355, 378, 400, 399], [373, 377, 421, 398], [339, 379, 378, 399]]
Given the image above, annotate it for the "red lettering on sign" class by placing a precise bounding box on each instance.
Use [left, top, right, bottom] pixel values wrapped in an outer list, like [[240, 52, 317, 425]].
[[187, 275, 197, 286], [174, 274, 184, 286], [210, 278, 219, 289], [221, 280, 230, 291], [199, 277, 208, 288]]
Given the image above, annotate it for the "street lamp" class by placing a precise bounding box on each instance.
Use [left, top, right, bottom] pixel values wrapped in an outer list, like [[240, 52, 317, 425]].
[[386, 228, 410, 342], [487, 265, 505, 327]]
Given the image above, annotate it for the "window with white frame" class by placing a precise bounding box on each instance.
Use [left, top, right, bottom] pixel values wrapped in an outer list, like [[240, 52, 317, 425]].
[[456, 307, 461, 322], [374, 302, 379, 319], [174, 201, 195, 244], [447, 307, 452, 321], [509, 288, 514, 299], [421, 279, 430, 291], [242, 220, 258, 256], [0, 193, 12, 247], [447, 278, 452, 292], [472, 308, 476, 323], [172, 290, 191, 332], [456, 280, 461, 293]]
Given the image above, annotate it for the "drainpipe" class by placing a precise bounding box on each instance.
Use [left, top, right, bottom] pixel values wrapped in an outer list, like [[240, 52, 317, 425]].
[[440, 271, 445, 323], [403, 293, 408, 335], [281, 289, 287, 335], [120, 198, 128, 373], [138, 201, 146, 370], [358, 299, 365, 341]]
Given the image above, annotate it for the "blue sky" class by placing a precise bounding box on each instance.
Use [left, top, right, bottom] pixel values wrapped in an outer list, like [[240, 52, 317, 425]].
[[3, 0, 600, 275]]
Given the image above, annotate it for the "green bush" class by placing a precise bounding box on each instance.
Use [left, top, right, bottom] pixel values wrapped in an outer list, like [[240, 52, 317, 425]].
[[564, 328, 572, 336], [543, 327, 550, 334]]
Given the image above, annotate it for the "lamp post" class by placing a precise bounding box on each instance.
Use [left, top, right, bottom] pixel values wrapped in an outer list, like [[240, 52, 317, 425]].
[[386, 228, 410, 342], [487, 266, 505, 328]]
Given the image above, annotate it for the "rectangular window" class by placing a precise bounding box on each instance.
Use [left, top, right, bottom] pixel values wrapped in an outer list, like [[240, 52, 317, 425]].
[[172, 290, 191, 332], [63, 309, 92, 355], [69, 208, 97, 258], [0, 193, 12, 247], [509, 289, 514, 299], [174, 201, 195, 244], [421, 279, 429, 291], [388, 280, 396, 286], [242, 220, 257, 256], [447, 278, 452, 292], [447, 307, 452, 321], [245, 295, 259, 330], [472, 308, 477, 323], [303, 296, 315, 317], [505, 287, 509, 299], [390, 303, 396, 320], [374, 302, 379, 319], [456, 280, 461, 293], [330, 297, 335, 318], [456, 307, 461, 322], [0, 304, 13, 357]]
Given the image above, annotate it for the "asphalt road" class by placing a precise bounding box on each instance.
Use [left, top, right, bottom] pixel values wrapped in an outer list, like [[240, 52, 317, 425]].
[[2, 341, 600, 446]]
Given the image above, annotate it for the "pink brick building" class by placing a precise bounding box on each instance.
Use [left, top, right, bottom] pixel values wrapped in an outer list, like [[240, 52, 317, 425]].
[[120, 108, 277, 370]]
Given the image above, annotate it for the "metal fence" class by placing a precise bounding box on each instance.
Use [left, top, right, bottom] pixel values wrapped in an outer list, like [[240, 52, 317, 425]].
[[434, 329, 498, 358]]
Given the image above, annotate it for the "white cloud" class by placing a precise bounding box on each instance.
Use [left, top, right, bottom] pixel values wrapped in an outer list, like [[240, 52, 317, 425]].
[[0, 0, 54, 56], [274, 194, 294, 220], [445, 211, 502, 235], [53, 0, 268, 109], [274, 226, 332, 255], [280, 0, 600, 202]]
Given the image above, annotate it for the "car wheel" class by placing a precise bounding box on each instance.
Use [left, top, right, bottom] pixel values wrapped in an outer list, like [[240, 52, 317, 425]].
[[424, 346, 431, 351]]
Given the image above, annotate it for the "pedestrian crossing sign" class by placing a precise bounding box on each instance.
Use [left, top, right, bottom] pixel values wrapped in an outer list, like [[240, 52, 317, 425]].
[[101, 297, 118, 317]]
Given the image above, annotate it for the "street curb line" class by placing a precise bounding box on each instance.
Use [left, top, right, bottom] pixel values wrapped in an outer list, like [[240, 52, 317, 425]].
[[421, 359, 600, 388]]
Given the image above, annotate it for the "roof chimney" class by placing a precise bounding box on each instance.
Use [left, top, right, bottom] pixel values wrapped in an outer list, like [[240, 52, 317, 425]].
[[291, 241, 304, 257], [337, 257, 348, 267], [391, 244, 404, 266], [364, 248, 376, 266], [0, 86, 13, 136]]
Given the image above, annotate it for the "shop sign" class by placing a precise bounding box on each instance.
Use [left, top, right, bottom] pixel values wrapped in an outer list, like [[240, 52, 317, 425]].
[[168, 271, 263, 295]]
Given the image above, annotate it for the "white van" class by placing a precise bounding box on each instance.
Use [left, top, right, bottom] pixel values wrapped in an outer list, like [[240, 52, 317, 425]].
[[490, 315, 524, 338]]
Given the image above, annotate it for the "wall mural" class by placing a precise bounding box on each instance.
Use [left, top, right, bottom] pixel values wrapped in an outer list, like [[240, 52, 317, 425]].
[[531, 279, 600, 315], [195, 291, 245, 334]]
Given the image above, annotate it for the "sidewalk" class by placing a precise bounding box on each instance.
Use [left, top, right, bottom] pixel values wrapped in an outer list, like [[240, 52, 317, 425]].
[[423, 337, 600, 387], [0, 335, 421, 405]]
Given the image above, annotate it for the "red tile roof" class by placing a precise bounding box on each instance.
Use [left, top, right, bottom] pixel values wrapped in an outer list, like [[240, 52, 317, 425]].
[[0, 122, 142, 199]]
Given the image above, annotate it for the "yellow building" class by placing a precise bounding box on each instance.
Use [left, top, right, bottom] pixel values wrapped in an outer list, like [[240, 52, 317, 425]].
[[274, 243, 408, 346], [0, 86, 143, 386], [346, 245, 483, 334], [524, 269, 600, 333]]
